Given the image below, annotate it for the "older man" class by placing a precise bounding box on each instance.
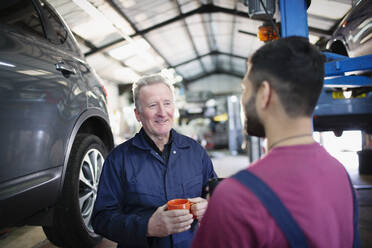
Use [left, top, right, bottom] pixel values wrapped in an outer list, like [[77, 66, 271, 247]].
[[192, 37, 359, 247], [92, 74, 216, 248]]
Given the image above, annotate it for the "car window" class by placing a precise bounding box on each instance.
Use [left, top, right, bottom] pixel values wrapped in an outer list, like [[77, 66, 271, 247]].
[[39, 1, 79, 53], [39, 2, 68, 45], [0, 1, 45, 39]]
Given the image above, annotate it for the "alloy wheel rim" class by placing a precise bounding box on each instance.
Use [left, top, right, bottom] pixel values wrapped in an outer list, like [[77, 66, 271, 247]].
[[79, 148, 104, 233]]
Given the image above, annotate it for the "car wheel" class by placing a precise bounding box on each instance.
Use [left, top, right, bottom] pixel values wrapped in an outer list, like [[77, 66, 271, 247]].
[[43, 133, 107, 247]]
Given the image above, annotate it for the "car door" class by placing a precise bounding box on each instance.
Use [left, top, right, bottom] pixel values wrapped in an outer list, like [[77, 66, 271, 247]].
[[0, 0, 86, 224]]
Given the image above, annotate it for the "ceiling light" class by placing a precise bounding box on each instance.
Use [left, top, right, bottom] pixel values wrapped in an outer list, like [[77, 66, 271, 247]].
[[307, 0, 351, 20], [125, 55, 157, 72], [108, 39, 151, 61], [113, 67, 140, 82], [73, 19, 117, 43], [73, 0, 162, 71], [72, 0, 134, 42]]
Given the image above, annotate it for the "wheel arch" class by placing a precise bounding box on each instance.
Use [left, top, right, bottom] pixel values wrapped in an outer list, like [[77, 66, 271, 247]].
[[59, 108, 114, 191], [328, 39, 349, 56]]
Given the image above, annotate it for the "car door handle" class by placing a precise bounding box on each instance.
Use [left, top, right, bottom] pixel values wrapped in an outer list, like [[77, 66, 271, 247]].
[[56, 61, 76, 75]]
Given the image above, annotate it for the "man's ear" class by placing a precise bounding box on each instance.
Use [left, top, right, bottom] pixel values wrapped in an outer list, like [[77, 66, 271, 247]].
[[258, 81, 271, 109], [134, 108, 141, 122]]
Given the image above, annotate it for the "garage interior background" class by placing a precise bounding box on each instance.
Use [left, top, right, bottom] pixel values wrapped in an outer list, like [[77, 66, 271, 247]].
[[1, 0, 372, 247], [46, 0, 353, 146]]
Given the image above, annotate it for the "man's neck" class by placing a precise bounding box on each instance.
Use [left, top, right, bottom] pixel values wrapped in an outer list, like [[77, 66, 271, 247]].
[[145, 131, 170, 152], [265, 116, 314, 151]]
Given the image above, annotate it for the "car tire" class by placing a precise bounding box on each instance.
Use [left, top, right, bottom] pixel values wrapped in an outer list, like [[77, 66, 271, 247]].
[[43, 133, 107, 247]]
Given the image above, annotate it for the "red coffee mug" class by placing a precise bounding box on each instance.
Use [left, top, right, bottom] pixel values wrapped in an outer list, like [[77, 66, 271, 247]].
[[167, 199, 196, 218]]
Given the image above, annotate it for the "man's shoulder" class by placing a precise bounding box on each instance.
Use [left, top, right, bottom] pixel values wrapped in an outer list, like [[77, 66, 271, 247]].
[[209, 173, 268, 217], [172, 130, 202, 148], [213, 174, 259, 201], [107, 136, 137, 158], [115, 137, 135, 149]]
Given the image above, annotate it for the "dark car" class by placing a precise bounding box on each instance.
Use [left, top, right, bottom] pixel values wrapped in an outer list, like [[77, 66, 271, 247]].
[[0, 0, 114, 247], [313, 0, 372, 134], [327, 0, 372, 57]]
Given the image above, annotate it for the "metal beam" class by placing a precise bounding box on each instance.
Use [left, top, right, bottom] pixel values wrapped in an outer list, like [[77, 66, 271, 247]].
[[174, 0, 207, 73], [201, 0, 218, 71], [104, 0, 186, 80], [136, 4, 250, 36], [173, 50, 247, 68], [197, 0, 215, 69], [230, 1, 238, 74], [85, 3, 250, 56], [186, 69, 243, 85], [86, 3, 333, 57]]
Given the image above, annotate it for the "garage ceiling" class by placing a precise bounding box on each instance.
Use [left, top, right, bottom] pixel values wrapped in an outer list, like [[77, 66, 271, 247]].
[[48, 0, 352, 87]]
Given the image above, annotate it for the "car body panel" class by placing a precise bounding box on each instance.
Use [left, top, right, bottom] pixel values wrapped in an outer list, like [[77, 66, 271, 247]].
[[0, 0, 113, 228], [327, 0, 372, 57], [0, 27, 85, 182]]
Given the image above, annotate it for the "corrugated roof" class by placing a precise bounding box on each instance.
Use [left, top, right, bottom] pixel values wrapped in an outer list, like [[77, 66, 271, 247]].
[[48, 0, 352, 87]]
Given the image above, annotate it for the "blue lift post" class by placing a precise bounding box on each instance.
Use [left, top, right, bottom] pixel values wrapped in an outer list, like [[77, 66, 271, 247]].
[[278, 0, 372, 174]]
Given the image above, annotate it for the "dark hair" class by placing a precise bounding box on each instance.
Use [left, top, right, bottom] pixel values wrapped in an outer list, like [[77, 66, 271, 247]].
[[248, 36, 325, 117]]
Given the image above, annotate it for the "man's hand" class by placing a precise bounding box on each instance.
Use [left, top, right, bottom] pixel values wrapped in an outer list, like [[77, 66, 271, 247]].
[[189, 197, 208, 222], [147, 204, 194, 237]]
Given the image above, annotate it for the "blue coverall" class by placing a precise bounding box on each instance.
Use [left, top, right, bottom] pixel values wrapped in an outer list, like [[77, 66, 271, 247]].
[[92, 128, 216, 248]]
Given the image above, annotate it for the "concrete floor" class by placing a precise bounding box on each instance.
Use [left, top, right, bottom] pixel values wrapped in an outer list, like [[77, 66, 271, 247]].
[[0, 150, 371, 247]]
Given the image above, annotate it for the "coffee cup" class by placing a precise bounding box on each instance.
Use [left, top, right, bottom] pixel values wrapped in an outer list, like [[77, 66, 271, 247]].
[[167, 199, 195, 218]]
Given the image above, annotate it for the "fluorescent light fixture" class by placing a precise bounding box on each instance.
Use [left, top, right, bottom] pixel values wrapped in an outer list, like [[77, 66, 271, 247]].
[[308, 0, 351, 20], [113, 67, 140, 82], [108, 39, 150, 61], [125, 52, 162, 72], [73, 19, 117, 43], [72, 0, 133, 41], [73, 0, 162, 71], [0, 61, 15, 68]]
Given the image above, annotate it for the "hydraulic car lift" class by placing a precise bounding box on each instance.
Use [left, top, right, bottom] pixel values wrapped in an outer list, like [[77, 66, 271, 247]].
[[276, 0, 372, 175]]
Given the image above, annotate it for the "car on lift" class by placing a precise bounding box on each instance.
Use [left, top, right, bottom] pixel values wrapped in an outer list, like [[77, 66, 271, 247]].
[[326, 0, 372, 58], [313, 0, 372, 135], [0, 0, 114, 247]]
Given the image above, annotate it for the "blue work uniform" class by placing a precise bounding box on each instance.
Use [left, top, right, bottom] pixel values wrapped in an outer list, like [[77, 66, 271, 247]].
[[92, 128, 216, 248]]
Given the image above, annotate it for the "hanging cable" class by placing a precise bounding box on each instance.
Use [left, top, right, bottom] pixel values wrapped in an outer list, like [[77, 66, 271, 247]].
[[258, 0, 281, 38]]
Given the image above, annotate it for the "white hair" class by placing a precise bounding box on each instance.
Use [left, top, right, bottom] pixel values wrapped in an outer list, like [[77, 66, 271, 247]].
[[132, 74, 175, 112]]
